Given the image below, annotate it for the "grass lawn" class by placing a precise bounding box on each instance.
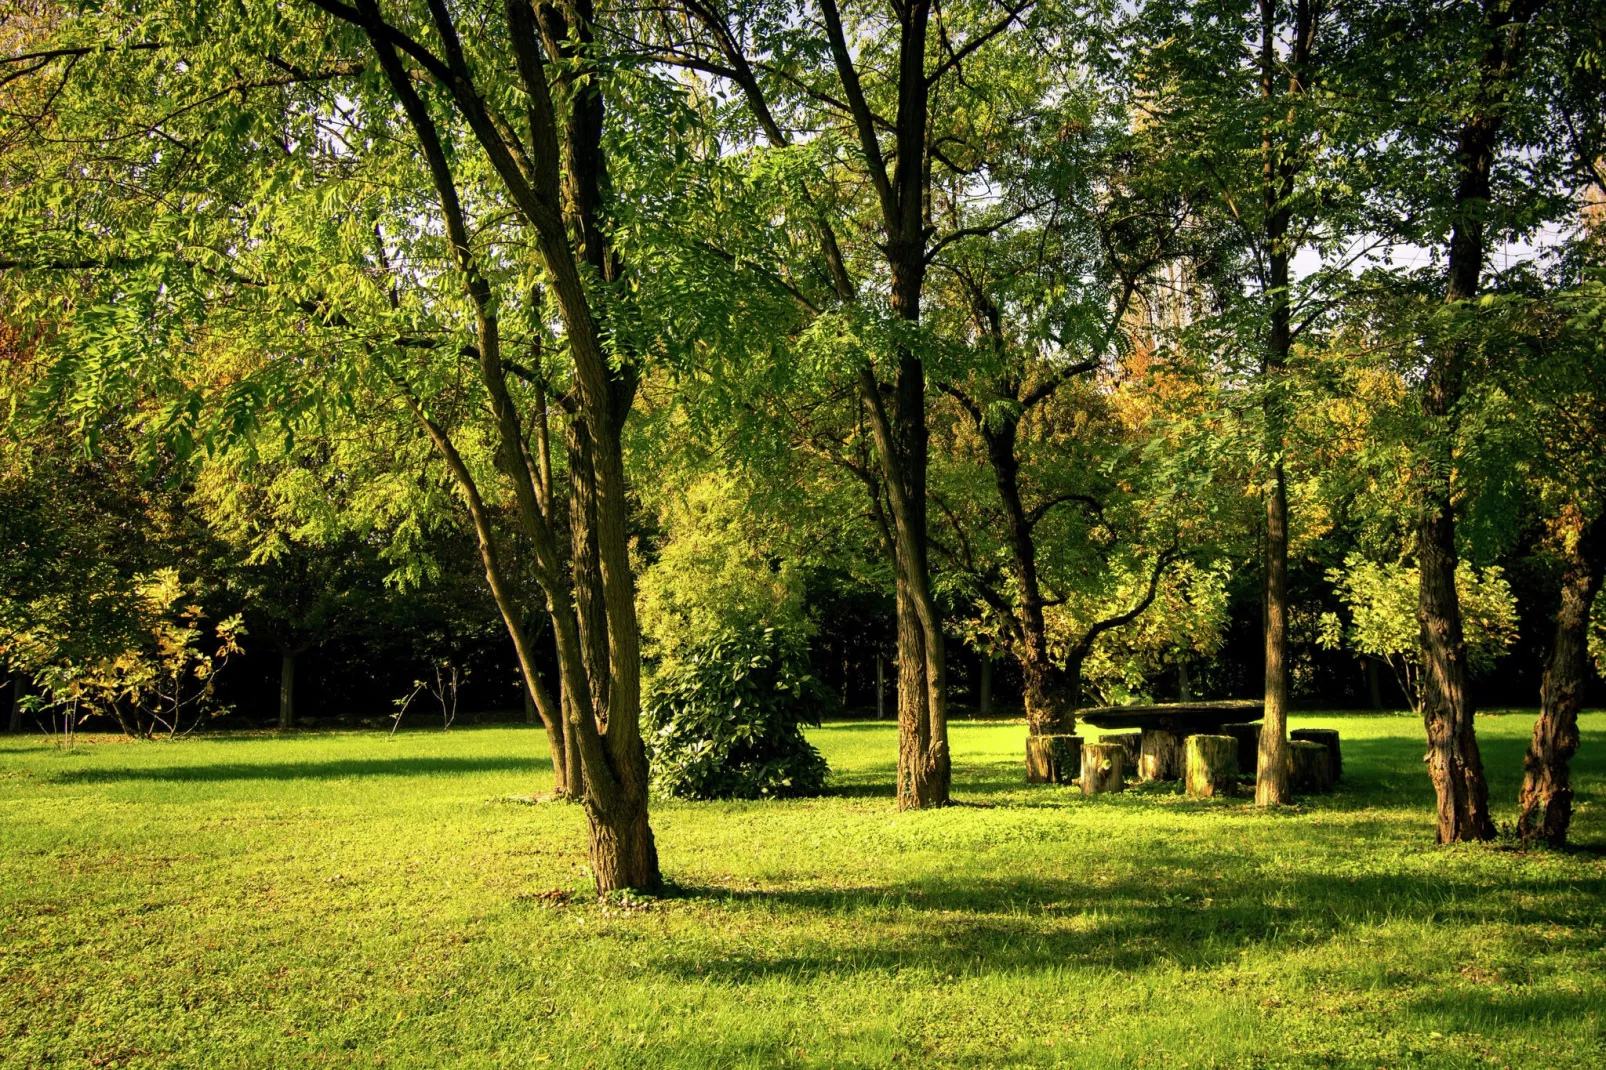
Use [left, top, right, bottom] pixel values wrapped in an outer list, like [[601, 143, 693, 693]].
[[2, 711, 1604, 1069]]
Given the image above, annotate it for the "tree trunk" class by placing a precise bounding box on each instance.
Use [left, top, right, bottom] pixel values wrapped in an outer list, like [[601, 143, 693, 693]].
[[876, 653, 886, 719], [1416, 0, 1542, 846], [7, 672, 23, 734], [1258, 464, 1292, 805], [1023, 659, 1077, 737], [1254, 0, 1304, 807], [360, 12, 655, 886], [978, 654, 993, 715], [1518, 513, 1605, 847], [278, 650, 296, 731], [1185, 734, 1237, 798], [1366, 657, 1384, 710], [1177, 659, 1191, 702], [586, 795, 659, 893]]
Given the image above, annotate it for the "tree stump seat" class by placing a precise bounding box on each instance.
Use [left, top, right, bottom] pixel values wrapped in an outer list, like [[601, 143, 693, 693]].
[[1099, 732, 1142, 771], [1080, 742, 1125, 794], [1287, 740, 1334, 794], [1220, 722, 1261, 776], [1026, 734, 1082, 784], [1077, 701, 1263, 783], [1290, 728, 1341, 781], [1185, 734, 1237, 797], [1139, 728, 1183, 782]]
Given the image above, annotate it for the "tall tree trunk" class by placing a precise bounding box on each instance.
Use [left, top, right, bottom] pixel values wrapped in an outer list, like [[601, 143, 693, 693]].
[[978, 655, 993, 715], [1366, 657, 1384, 710], [1258, 464, 1292, 804], [1418, 0, 1542, 843], [1253, 0, 1307, 807], [278, 650, 296, 731], [1517, 513, 1605, 846], [7, 672, 22, 734]]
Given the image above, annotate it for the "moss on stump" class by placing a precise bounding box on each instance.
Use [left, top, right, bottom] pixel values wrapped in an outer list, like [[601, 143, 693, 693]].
[[1185, 734, 1237, 798]]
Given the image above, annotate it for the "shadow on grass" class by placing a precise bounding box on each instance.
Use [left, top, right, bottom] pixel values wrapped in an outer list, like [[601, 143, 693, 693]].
[[646, 859, 1606, 984], [47, 755, 552, 784]]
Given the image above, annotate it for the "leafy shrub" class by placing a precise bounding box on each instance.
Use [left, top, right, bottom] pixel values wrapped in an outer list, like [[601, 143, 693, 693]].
[[1317, 554, 1517, 711], [644, 624, 831, 800]]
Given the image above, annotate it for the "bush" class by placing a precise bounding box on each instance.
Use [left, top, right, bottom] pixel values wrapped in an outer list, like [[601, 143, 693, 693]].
[[644, 624, 831, 800]]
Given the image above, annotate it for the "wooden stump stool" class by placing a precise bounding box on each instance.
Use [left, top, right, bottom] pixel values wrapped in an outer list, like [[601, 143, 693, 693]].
[[1290, 728, 1341, 781], [1026, 734, 1082, 784], [1185, 734, 1237, 797], [1221, 723, 1261, 776], [1139, 728, 1183, 782], [1100, 733, 1142, 771], [1080, 742, 1126, 794], [1287, 740, 1334, 794]]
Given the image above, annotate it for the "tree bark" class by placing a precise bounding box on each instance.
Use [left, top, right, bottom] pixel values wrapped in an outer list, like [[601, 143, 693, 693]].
[[1253, 0, 1308, 808], [7, 672, 23, 734], [1366, 657, 1384, 710], [1186, 734, 1237, 797], [1290, 727, 1342, 782], [1081, 742, 1126, 794], [1288, 740, 1333, 794], [978, 655, 992, 715], [349, 0, 658, 887], [1417, 0, 1543, 844], [1517, 512, 1605, 846], [278, 650, 296, 731], [1139, 729, 1183, 782]]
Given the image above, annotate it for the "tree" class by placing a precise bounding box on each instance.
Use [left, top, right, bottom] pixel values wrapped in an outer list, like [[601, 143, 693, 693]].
[[0, 0, 677, 889], [1318, 554, 1518, 712], [641, 0, 1066, 807]]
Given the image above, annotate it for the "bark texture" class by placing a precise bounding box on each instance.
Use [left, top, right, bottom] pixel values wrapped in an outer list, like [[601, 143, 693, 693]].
[[1253, 0, 1313, 808], [1081, 742, 1126, 794], [278, 650, 296, 731], [1287, 740, 1333, 794], [1139, 729, 1183, 782], [1417, 0, 1544, 844], [1517, 513, 1605, 846], [1185, 735, 1238, 798]]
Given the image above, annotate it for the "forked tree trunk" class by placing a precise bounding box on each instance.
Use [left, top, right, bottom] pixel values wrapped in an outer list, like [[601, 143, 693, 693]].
[[1518, 513, 1604, 846], [1416, 0, 1542, 846], [353, 0, 658, 888], [278, 650, 296, 731]]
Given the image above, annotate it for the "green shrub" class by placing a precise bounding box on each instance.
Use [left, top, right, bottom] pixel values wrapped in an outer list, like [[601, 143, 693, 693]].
[[644, 624, 831, 800]]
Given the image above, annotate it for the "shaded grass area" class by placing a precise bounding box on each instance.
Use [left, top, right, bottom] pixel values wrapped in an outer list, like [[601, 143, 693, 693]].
[[1, 712, 1603, 1068]]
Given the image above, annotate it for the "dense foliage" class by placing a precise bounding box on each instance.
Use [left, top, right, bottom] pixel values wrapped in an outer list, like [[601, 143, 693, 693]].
[[644, 624, 831, 800]]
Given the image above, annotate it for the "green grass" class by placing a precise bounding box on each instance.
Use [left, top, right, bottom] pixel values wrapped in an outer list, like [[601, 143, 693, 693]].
[[2, 712, 1603, 1069]]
